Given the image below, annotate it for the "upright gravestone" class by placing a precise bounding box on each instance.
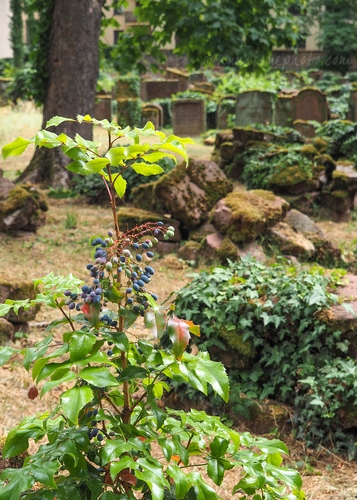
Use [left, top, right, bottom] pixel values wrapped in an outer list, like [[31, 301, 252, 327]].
[[293, 88, 328, 123], [275, 95, 294, 127], [94, 95, 112, 121], [141, 80, 179, 101], [235, 91, 273, 127], [216, 95, 236, 129], [142, 103, 163, 129], [347, 90, 357, 122], [165, 68, 189, 92], [172, 99, 206, 136]]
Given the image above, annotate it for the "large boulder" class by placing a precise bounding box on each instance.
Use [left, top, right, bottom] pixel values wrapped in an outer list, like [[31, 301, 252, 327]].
[[0, 174, 48, 232], [0, 318, 15, 345], [132, 159, 233, 229], [267, 221, 316, 257], [211, 189, 289, 243]]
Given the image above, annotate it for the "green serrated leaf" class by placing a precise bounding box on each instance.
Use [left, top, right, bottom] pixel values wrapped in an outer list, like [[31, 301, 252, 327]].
[[46, 116, 76, 128], [105, 147, 126, 166], [84, 157, 109, 173], [101, 440, 133, 465], [2, 137, 32, 160], [61, 386, 93, 424], [131, 162, 164, 176], [117, 365, 148, 382]]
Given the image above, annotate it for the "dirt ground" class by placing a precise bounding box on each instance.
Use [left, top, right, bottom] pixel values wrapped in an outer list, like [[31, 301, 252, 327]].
[[2, 104, 357, 498]]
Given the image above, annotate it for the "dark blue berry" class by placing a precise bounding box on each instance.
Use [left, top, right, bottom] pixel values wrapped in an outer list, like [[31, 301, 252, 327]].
[[86, 263, 94, 270], [93, 278, 99, 284], [145, 266, 155, 275], [133, 242, 140, 249], [107, 350, 113, 356], [154, 229, 159, 236], [68, 302, 75, 310], [137, 280, 145, 287], [126, 288, 132, 294], [107, 230, 113, 237], [91, 428, 99, 437], [87, 410, 93, 418], [95, 288, 102, 295], [93, 409, 98, 416], [76, 303, 82, 311], [147, 251, 154, 258], [133, 283, 140, 291], [64, 290, 71, 297], [136, 254, 142, 262], [140, 275, 149, 284], [157, 221, 164, 226], [127, 297, 134, 305], [120, 256, 126, 263], [110, 320, 118, 327], [108, 341, 113, 346], [93, 296, 101, 304], [97, 433, 104, 441], [142, 242, 149, 249], [133, 305, 140, 313], [151, 293, 158, 301]]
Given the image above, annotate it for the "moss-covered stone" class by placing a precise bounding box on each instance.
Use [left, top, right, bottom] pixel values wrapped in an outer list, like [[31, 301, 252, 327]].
[[267, 221, 316, 257], [219, 326, 256, 366], [220, 141, 235, 162], [268, 165, 314, 195], [133, 158, 233, 229], [214, 237, 239, 263], [312, 136, 328, 153], [300, 144, 319, 158], [116, 207, 181, 242], [212, 190, 289, 243], [0, 183, 48, 232], [177, 241, 201, 261]]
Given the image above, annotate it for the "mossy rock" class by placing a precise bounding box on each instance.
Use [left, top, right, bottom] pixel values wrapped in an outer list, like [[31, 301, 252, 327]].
[[0, 279, 40, 323], [218, 326, 256, 369], [134, 158, 233, 229], [312, 136, 328, 153], [0, 318, 14, 345], [116, 207, 181, 242], [177, 241, 201, 261], [0, 183, 48, 233], [220, 141, 235, 162], [214, 236, 239, 263], [267, 221, 316, 257], [212, 190, 290, 243], [300, 144, 319, 158], [268, 165, 316, 195]]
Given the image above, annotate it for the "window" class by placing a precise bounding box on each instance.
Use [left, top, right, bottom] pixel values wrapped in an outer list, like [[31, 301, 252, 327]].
[[114, 30, 124, 44]]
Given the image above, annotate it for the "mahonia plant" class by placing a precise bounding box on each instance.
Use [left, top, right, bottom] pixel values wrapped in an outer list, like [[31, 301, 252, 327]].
[[0, 116, 305, 499]]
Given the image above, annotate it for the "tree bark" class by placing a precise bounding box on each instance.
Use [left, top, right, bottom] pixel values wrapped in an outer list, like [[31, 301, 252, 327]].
[[18, 0, 104, 188]]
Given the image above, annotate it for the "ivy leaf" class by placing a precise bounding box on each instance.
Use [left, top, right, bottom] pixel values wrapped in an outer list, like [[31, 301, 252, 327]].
[[2, 137, 33, 160], [46, 116, 76, 128], [131, 162, 164, 176], [60, 386, 93, 424], [167, 315, 192, 361]]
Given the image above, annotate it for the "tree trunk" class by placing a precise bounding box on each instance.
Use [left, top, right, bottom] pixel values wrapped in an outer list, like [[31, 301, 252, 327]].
[[18, 0, 104, 188]]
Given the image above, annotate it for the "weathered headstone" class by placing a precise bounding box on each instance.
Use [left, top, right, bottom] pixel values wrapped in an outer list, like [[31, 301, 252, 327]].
[[165, 68, 189, 92], [235, 91, 274, 127], [347, 90, 357, 122], [292, 120, 316, 138], [216, 95, 236, 129], [142, 103, 163, 129], [275, 95, 294, 127], [117, 98, 142, 127], [293, 87, 328, 123], [172, 99, 206, 136], [94, 95, 112, 121], [141, 80, 179, 101]]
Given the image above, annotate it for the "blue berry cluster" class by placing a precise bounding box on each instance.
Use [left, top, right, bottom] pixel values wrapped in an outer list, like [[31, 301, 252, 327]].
[[63, 222, 174, 324]]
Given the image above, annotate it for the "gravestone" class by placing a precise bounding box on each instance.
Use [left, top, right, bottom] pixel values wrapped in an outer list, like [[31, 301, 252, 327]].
[[293, 88, 328, 123], [94, 95, 112, 121], [235, 91, 273, 127], [141, 80, 179, 101], [293, 120, 316, 138], [165, 68, 189, 92], [275, 95, 294, 127], [142, 103, 163, 129], [117, 99, 142, 127], [112, 77, 140, 99], [347, 90, 357, 122], [217, 95, 236, 129], [172, 99, 206, 136]]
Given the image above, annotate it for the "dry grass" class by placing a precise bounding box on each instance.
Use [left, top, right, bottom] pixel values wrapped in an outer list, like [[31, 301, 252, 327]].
[[1, 103, 357, 498]]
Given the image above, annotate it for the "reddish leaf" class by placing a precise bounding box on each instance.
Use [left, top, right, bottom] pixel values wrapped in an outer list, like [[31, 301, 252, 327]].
[[28, 386, 39, 400], [119, 470, 137, 486], [181, 319, 200, 337], [167, 315, 191, 361], [81, 301, 100, 328]]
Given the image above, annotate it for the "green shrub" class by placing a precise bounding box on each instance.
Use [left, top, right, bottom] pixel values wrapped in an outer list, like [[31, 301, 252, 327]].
[[173, 258, 356, 450]]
